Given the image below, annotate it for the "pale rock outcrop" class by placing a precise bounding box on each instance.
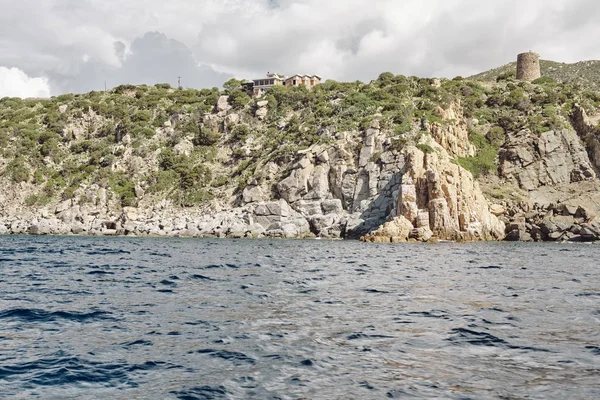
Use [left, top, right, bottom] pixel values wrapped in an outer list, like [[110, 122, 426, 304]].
[[277, 157, 315, 203], [362, 216, 414, 242], [242, 185, 268, 204], [571, 104, 600, 171], [173, 140, 194, 156], [255, 107, 268, 120], [363, 137, 505, 242], [430, 101, 476, 158], [216, 96, 231, 114], [499, 128, 595, 190]]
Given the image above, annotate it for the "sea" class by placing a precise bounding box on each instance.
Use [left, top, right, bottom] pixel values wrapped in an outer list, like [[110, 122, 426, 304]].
[[0, 235, 599, 399]]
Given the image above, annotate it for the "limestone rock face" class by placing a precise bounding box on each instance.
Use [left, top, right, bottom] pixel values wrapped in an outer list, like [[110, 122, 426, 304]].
[[401, 143, 504, 241], [430, 101, 476, 158], [499, 129, 595, 190], [361, 138, 505, 242], [571, 104, 600, 171]]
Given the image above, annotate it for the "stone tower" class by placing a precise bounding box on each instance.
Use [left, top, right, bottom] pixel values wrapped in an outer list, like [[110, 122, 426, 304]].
[[516, 52, 541, 82]]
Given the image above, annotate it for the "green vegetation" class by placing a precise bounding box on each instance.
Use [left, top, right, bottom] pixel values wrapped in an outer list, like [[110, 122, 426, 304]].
[[454, 128, 499, 178], [1, 63, 599, 209], [472, 59, 600, 91]]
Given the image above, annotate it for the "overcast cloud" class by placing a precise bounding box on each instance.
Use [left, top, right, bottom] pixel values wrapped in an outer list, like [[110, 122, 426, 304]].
[[0, 0, 598, 97]]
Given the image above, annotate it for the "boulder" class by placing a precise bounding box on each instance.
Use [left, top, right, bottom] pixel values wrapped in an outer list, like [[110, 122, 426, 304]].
[[321, 199, 344, 214], [216, 96, 231, 112], [255, 107, 268, 120], [361, 216, 414, 242], [242, 185, 268, 204], [173, 140, 194, 156]]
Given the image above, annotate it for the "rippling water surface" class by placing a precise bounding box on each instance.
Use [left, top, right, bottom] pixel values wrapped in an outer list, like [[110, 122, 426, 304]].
[[0, 236, 599, 399]]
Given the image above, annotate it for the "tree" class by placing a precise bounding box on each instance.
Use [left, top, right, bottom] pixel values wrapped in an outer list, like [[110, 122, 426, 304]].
[[223, 78, 242, 92]]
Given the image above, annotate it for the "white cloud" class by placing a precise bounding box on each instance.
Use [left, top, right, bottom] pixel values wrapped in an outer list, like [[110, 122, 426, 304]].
[[0, 0, 599, 94], [0, 67, 51, 98]]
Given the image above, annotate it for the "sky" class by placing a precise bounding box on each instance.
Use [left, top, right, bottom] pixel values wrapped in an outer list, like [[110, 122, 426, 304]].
[[0, 0, 598, 98]]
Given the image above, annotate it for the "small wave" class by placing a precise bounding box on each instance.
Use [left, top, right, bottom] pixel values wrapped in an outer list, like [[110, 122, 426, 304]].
[[347, 333, 394, 340], [195, 349, 256, 365], [87, 270, 115, 275], [479, 265, 502, 269], [0, 308, 113, 323], [191, 274, 218, 281], [0, 352, 178, 387], [148, 252, 172, 257], [447, 328, 553, 352], [446, 328, 507, 347], [363, 289, 390, 294], [408, 310, 449, 319], [171, 385, 231, 400], [585, 346, 600, 355], [86, 249, 131, 256], [576, 292, 600, 297], [122, 340, 153, 348]]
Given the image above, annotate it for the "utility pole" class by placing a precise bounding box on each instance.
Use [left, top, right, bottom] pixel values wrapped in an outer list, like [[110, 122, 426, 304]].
[[178, 76, 182, 89], [104, 80, 107, 92]]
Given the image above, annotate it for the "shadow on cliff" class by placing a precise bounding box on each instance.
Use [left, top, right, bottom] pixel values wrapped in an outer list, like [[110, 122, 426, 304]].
[[343, 172, 403, 239]]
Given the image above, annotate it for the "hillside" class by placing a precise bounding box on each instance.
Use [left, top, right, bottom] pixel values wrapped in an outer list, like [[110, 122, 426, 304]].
[[471, 59, 600, 91], [1, 73, 600, 241]]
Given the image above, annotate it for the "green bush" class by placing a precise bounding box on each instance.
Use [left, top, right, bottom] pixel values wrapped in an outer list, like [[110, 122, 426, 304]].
[[416, 143, 434, 154], [455, 145, 498, 177], [193, 126, 220, 146], [5, 158, 30, 183], [533, 76, 556, 85], [132, 126, 155, 139], [25, 193, 52, 207], [231, 124, 250, 141], [496, 71, 515, 82], [486, 126, 505, 147], [109, 173, 137, 206]]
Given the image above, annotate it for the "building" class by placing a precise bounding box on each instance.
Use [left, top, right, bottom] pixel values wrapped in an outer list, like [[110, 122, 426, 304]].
[[248, 72, 284, 96], [284, 74, 322, 89], [244, 72, 322, 96], [516, 52, 541, 82]]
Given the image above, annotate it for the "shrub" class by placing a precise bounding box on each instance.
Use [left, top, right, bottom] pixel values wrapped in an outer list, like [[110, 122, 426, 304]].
[[5, 158, 30, 183], [229, 89, 251, 109], [533, 76, 556, 85], [416, 143, 434, 154], [131, 110, 152, 123], [389, 137, 408, 152], [455, 145, 498, 178], [193, 126, 220, 146], [223, 78, 242, 91], [178, 164, 212, 190], [131, 126, 155, 139], [231, 124, 250, 141], [486, 126, 505, 147], [109, 173, 137, 206], [496, 71, 515, 82], [25, 193, 52, 207]]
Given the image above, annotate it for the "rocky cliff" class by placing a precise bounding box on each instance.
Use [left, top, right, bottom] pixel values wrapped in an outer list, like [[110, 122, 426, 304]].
[[1, 72, 600, 242]]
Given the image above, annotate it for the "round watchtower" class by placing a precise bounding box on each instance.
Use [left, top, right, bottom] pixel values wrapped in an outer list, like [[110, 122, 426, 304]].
[[516, 52, 541, 82]]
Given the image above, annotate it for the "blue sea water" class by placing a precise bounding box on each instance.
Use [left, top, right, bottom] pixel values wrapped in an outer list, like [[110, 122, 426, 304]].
[[0, 235, 599, 399]]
